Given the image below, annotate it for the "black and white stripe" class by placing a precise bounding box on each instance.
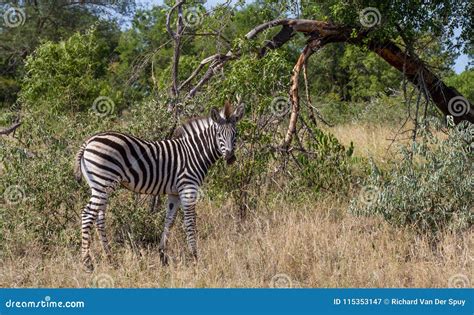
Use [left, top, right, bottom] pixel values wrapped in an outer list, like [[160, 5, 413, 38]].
[[75, 103, 244, 270]]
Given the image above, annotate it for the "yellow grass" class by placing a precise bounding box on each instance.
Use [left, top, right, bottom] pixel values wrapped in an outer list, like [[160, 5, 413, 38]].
[[0, 123, 471, 288], [1, 196, 471, 288], [327, 123, 407, 163]]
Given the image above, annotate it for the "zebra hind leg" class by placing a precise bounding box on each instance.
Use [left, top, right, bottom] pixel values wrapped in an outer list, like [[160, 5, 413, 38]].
[[81, 196, 101, 272], [159, 194, 180, 266], [96, 208, 113, 264], [81, 187, 114, 272]]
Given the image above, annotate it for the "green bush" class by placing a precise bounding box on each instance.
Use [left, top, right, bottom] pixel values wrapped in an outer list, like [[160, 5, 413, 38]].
[[445, 69, 474, 102], [350, 118, 473, 235], [291, 119, 353, 194], [0, 98, 173, 248], [20, 27, 118, 114]]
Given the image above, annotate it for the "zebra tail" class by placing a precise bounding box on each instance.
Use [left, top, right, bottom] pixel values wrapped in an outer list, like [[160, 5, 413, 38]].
[[74, 142, 87, 183]]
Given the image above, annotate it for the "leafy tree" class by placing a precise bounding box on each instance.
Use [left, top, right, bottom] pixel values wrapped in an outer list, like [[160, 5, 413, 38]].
[[446, 69, 474, 102], [20, 27, 117, 114], [0, 1, 127, 108]]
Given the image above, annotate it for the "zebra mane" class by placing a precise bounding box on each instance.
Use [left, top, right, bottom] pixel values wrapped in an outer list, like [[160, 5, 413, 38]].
[[172, 116, 213, 139]]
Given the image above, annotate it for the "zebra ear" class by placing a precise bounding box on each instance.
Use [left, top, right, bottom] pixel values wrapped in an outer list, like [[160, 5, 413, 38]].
[[210, 107, 224, 124], [232, 104, 245, 122]]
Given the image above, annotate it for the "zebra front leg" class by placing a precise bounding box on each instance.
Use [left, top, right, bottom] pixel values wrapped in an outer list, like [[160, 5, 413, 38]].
[[183, 204, 198, 261], [179, 188, 199, 262], [159, 194, 181, 266]]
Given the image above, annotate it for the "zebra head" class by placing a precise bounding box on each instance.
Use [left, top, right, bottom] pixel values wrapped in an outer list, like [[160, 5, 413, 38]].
[[210, 100, 245, 165]]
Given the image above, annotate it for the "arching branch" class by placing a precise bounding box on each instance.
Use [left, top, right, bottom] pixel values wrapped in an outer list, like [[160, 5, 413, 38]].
[[182, 19, 472, 148]]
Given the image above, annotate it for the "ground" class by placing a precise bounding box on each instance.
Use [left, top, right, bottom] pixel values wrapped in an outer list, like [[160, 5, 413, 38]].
[[1, 123, 471, 288]]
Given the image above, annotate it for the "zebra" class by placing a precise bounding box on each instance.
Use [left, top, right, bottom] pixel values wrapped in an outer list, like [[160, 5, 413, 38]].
[[74, 101, 244, 271]]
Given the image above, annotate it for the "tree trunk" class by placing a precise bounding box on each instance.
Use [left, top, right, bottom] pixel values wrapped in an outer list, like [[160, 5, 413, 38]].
[[366, 40, 473, 124]]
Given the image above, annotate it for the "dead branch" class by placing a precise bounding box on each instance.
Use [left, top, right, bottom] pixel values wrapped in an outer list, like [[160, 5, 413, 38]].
[[179, 54, 226, 91], [168, 0, 185, 101], [282, 39, 321, 149], [166, 0, 185, 40], [0, 121, 21, 136], [187, 52, 237, 98]]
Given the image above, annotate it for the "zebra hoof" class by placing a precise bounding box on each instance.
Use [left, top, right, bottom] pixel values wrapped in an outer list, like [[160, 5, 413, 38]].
[[107, 257, 119, 269], [83, 257, 94, 273], [83, 263, 94, 273], [159, 250, 169, 266]]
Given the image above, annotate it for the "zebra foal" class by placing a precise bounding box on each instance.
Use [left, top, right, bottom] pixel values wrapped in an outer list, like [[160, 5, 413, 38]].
[[74, 102, 244, 271]]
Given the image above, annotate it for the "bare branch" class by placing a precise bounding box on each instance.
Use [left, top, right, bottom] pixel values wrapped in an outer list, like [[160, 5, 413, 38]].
[[282, 40, 320, 149], [187, 52, 237, 98], [178, 54, 225, 91], [166, 0, 185, 40], [0, 121, 21, 136], [245, 19, 292, 39]]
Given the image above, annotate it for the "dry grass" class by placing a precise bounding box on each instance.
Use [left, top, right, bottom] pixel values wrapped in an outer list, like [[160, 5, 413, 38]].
[[1, 196, 471, 288], [1, 123, 471, 288], [327, 123, 405, 163]]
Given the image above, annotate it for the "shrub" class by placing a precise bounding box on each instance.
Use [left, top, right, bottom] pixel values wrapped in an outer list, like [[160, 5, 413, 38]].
[[20, 27, 117, 114], [290, 118, 353, 194], [0, 98, 173, 249], [350, 118, 473, 235]]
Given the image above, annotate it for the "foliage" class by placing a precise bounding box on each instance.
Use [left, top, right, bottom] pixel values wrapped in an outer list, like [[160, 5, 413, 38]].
[[0, 98, 173, 247], [0, 1, 123, 108], [445, 69, 474, 102], [290, 118, 353, 194], [339, 46, 402, 100], [1, 0, 473, 253], [20, 27, 118, 114], [350, 118, 473, 235]]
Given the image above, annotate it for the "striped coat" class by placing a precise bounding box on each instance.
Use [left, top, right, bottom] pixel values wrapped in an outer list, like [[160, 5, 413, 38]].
[[75, 102, 244, 271]]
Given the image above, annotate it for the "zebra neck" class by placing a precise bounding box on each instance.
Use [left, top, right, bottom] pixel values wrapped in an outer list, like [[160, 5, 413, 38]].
[[206, 124, 222, 165], [173, 117, 222, 170], [177, 121, 222, 173], [191, 122, 222, 170]]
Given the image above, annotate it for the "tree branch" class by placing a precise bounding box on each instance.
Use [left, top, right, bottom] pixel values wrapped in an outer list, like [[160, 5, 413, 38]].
[[169, 0, 185, 103], [0, 121, 21, 136], [282, 39, 321, 149], [178, 18, 472, 150]]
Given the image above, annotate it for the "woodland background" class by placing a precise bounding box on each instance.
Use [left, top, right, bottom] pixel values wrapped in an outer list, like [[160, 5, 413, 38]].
[[0, 0, 472, 288]]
